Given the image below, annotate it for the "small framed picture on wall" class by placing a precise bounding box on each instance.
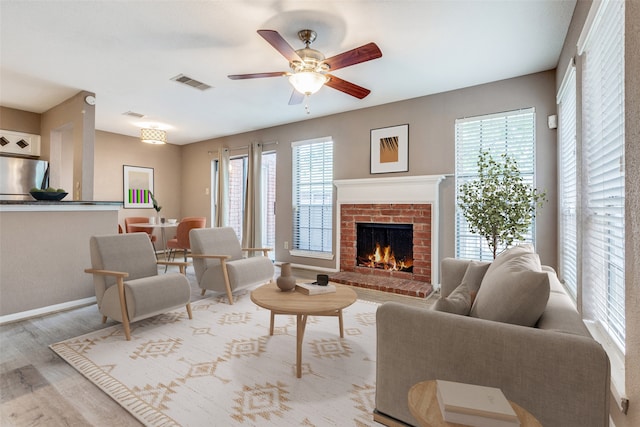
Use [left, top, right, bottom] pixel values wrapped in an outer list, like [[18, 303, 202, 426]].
[[123, 165, 154, 208], [370, 124, 409, 174]]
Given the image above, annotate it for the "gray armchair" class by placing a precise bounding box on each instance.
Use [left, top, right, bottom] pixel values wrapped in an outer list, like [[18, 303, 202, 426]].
[[85, 233, 193, 340], [189, 227, 274, 304]]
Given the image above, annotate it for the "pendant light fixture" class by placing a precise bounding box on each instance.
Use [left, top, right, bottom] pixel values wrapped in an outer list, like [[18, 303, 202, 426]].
[[140, 128, 167, 145]]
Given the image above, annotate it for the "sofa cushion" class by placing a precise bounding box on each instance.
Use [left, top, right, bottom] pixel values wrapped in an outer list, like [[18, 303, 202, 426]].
[[535, 285, 591, 336], [470, 249, 550, 327], [433, 283, 472, 314], [461, 260, 491, 303], [433, 261, 490, 315]]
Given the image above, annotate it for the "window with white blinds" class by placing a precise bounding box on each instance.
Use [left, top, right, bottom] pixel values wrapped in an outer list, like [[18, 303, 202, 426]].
[[455, 108, 536, 261], [291, 137, 334, 257], [580, 0, 625, 349], [557, 64, 578, 297]]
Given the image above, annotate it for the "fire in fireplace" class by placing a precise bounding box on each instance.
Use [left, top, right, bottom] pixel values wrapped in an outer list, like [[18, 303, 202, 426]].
[[356, 223, 413, 272]]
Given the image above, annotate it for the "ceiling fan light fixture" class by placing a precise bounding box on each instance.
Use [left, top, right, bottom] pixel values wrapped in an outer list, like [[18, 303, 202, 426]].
[[289, 71, 328, 95], [141, 128, 167, 145]]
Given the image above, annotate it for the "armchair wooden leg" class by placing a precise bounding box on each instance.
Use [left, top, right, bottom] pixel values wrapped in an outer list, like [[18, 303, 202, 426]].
[[122, 319, 132, 341], [116, 277, 132, 341], [201, 288, 206, 296], [102, 315, 107, 324], [225, 285, 234, 305], [186, 303, 193, 319], [338, 309, 344, 338], [220, 259, 234, 304]]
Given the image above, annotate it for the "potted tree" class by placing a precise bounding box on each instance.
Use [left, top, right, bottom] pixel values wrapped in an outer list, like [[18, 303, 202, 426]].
[[457, 150, 546, 259]]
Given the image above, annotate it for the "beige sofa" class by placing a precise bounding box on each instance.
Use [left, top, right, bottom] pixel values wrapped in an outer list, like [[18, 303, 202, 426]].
[[374, 248, 610, 427]]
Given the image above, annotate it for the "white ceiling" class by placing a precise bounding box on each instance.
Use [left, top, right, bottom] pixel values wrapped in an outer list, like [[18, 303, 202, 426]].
[[0, 1, 576, 145]]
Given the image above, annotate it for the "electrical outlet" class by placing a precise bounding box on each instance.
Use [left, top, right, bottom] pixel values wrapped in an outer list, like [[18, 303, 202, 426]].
[[284, 241, 289, 249]]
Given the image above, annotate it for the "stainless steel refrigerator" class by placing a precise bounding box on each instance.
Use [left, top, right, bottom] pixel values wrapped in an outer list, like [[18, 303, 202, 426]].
[[0, 156, 49, 200]]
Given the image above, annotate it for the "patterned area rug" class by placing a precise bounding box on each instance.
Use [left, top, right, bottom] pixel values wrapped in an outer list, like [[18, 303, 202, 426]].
[[50, 289, 379, 426]]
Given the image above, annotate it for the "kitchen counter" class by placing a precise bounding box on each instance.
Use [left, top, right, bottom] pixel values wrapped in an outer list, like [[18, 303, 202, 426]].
[[0, 204, 119, 322], [0, 200, 121, 212], [0, 200, 121, 204]]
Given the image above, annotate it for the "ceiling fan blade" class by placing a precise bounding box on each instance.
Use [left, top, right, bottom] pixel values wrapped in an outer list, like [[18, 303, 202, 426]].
[[288, 90, 305, 105], [257, 29, 303, 63], [325, 74, 371, 99], [323, 42, 382, 71], [228, 72, 288, 80]]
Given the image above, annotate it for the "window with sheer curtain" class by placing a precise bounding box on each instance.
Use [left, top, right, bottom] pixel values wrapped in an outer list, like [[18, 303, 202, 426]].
[[579, 0, 625, 350], [455, 108, 537, 261], [213, 152, 276, 258], [557, 63, 578, 298], [291, 137, 333, 257]]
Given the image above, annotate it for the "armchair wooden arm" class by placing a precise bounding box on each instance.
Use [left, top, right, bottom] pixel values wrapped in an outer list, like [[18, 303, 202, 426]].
[[242, 247, 273, 257], [156, 260, 190, 274], [84, 268, 129, 279], [190, 254, 231, 260]]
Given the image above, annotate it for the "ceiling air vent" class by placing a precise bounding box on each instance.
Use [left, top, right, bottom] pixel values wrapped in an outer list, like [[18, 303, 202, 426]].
[[122, 111, 146, 118], [171, 74, 212, 91]]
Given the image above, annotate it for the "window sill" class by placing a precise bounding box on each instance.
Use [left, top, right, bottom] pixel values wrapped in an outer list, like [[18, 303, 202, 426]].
[[289, 249, 334, 260]]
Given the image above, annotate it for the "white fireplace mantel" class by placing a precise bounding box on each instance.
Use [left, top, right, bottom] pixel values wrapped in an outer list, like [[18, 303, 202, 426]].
[[334, 175, 444, 204], [334, 175, 445, 284]]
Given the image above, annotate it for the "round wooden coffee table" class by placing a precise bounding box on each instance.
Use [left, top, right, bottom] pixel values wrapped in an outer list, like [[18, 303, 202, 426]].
[[250, 281, 357, 378], [408, 380, 542, 427]]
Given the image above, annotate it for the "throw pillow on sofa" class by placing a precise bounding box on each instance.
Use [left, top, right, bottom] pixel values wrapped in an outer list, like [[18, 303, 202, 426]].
[[433, 261, 490, 315], [433, 283, 472, 314], [490, 243, 535, 270], [461, 260, 491, 303], [470, 247, 550, 327]]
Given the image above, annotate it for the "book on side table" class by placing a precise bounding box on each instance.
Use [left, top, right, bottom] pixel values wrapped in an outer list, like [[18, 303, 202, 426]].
[[436, 380, 520, 427], [295, 283, 337, 295]]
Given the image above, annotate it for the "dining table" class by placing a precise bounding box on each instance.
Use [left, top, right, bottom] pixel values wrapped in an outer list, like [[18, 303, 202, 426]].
[[128, 221, 178, 259]]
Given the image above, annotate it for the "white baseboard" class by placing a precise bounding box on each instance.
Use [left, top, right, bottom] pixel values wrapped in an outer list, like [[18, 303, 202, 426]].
[[0, 297, 96, 325]]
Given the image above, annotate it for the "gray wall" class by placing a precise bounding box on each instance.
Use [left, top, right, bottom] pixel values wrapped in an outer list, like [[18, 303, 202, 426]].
[[182, 70, 558, 271]]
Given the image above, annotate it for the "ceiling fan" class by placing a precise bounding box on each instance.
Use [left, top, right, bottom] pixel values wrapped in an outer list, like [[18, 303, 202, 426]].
[[228, 29, 382, 105]]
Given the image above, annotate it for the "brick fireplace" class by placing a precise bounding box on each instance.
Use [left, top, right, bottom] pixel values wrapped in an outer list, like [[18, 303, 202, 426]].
[[340, 203, 432, 282], [333, 175, 444, 289]]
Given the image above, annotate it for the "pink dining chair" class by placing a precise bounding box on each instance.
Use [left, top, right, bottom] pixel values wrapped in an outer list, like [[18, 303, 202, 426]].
[[124, 216, 157, 254], [167, 217, 206, 262]]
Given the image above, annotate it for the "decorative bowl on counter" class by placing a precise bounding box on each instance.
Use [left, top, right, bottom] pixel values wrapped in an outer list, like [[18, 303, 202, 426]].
[[30, 191, 68, 201]]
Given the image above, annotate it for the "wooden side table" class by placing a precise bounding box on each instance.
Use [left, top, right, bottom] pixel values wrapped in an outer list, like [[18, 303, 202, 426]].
[[407, 380, 542, 427]]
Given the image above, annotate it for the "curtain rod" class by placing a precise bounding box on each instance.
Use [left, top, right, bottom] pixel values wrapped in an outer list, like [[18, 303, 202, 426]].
[[229, 141, 279, 151]]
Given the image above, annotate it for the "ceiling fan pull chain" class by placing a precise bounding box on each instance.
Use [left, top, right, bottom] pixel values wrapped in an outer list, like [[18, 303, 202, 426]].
[[304, 95, 311, 115]]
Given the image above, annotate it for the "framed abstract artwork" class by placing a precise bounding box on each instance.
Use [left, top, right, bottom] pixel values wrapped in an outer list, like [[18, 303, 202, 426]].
[[123, 165, 154, 208], [370, 124, 409, 174]]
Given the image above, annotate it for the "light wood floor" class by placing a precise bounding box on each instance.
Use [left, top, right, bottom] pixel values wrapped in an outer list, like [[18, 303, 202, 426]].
[[0, 266, 435, 426]]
